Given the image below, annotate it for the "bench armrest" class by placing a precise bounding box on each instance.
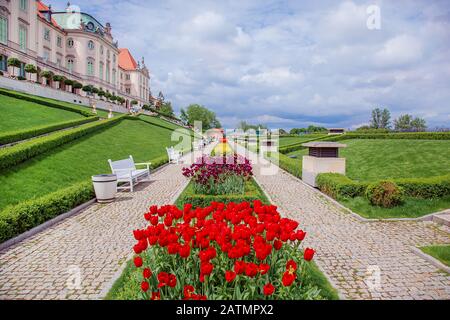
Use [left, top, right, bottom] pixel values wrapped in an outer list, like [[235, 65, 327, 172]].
[[135, 162, 152, 170]]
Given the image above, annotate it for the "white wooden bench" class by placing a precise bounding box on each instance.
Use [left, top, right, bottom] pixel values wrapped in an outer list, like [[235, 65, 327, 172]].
[[108, 155, 151, 192], [166, 147, 183, 164]]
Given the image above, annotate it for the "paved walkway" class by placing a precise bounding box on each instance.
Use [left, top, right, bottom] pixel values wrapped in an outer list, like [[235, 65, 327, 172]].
[[235, 145, 450, 300], [0, 145, 215, 300]]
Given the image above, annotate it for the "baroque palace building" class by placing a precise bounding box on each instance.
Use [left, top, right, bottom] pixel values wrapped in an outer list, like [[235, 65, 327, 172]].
[[0, 0, 150, 108]]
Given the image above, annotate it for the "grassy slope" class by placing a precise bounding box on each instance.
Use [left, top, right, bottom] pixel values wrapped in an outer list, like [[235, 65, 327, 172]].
[[0, 119, 177, 210], [287, 139, 450, 181], [279, 135, 326, 147], [0, 88, 118, 118], [0, 94, 84, 132], [420, 245, 450, 267]]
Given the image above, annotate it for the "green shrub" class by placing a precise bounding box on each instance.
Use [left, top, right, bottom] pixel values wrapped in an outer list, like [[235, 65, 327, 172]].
[[0, 115, 125, 171], [316, 173, 367, 199], [323, 132, 450, 142], [0, 88, 94, 117], [366, 180, 404, 208], [396, 175, 450, 198], [0, 181, 94, 243], [0, 116, 99, 145]]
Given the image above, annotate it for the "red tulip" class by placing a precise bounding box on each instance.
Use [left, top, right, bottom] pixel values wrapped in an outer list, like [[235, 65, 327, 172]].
[[151, 292, 161, 300], [225, 270, 236, 283], [134, 256, 143, 268], [263, 283, 275, 296], [143, 268, 152, 279], [282, 271, 296, 287], [304, 248, 315, 261], [141, 281, 149, 292]]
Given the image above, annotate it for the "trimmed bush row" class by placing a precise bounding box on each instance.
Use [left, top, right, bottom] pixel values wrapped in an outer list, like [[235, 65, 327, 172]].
[[316, 173, 450, 200], [265, 152, 303, 179], [0, 116, 99, 145], [322, 132, 450, 142], [316, 173, 367, 199], [0, 154, 171, 244], [0, 181, 95, 243], [0, 115, 126, 171], [0, 88, 94, 117]]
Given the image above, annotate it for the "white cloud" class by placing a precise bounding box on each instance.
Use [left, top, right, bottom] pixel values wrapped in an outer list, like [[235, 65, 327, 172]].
[[374, 35, 423, 68]]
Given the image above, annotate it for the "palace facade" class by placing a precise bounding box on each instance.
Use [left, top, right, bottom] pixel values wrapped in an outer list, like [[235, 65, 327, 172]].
[[0, 0, 150, 108]]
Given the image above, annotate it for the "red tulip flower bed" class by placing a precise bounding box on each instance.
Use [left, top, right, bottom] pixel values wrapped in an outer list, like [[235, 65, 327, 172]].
[[132, 200, 320, 300]]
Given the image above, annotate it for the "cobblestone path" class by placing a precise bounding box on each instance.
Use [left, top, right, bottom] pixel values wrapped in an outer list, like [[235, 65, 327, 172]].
[[235, 145, 450, 300], [0, 145, 214, 300]]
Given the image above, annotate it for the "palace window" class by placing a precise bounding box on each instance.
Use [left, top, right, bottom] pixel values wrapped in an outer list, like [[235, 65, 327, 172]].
[[57, 57, 62, 67], [99, 62, 104, 80], [19, 25, 27, 52], [0, 16, 8, 45], [67, 58, 74, 73], [88, 40, 95, 50], [0, 55, 8, 71], [20, 0, 28, 12], [112, 69, 116, 85], [100, 45, 104, 55], [19, 62, 26, 77], [43, 50, 50, 61], [105, 64, 110, 83], [44, 28, 50, 41], [87, 59, 95, 76], [67, 38, 74, 48], [57, 36, 62, 48]]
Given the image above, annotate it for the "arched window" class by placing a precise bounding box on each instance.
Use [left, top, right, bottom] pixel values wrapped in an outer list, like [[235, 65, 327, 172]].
[[87, 59, 95, 76], [105, 63, 110, 83], [67, 38, 74, 48], [99, 62, 104, 80], [67, 58, 74, 73], [88, 40, 95, 50]]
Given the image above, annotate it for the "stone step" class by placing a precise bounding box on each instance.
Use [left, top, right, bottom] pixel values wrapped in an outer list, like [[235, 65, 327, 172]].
[[432, 212, 450, 227]]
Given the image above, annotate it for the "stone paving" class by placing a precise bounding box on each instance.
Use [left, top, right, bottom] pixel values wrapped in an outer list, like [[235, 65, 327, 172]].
[[235, 145, 450, 300], [0, 145, 215, 300]]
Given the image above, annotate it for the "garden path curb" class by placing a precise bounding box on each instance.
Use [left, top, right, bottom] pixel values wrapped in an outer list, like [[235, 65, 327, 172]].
[[410, 246, 450, 274]]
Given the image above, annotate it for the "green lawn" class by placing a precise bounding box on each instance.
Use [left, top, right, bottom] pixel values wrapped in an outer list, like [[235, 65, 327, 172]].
[[420, 245, 450, 267], [0, 94, 85, 133], [279, 134, 326, 147], [287, 139, 450, 181], [0, 88, 120, 119], [340, 196, 450, 219], [0, 118, 180, 211]]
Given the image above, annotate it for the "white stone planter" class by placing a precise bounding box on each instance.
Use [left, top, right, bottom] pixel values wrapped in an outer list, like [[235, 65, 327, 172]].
[[92, 174, 117, 203]]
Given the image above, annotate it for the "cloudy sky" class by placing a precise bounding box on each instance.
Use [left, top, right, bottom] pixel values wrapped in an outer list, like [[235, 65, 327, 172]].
[[52, 0, 450, 130]]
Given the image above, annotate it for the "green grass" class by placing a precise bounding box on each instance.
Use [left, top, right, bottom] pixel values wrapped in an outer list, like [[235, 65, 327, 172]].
[[0, 88, 118, 118], [0, 118, 180, 211], [0, 94, 85, 133], [420, 245, 450, 267], [287, 139, 450, 181], [279, 134, 326, 147], [340, 196, 450, 219]]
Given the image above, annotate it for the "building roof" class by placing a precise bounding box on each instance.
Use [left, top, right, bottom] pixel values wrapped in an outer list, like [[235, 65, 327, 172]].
[[37, 1, 62, 30], [119, 48, 138, 71], [302, 142, 347, 148]]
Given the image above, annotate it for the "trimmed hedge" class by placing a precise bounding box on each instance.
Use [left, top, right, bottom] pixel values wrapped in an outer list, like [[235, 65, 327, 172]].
[[176, 179, 269, 208], [322, 132, 450, 142], [0, 154, 171, 244], [366, 180, 404, 208], [0, 115, 125, 171], [316, 173, 450, 200], [316, 173, 367, 199], [0, 181, 94, 243], [0, 116, 99, 145], [396, 175, 450, 198], [0, 88, 94, 117]]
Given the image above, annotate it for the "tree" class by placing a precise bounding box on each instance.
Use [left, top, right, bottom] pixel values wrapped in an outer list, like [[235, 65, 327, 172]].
[[278, 128, 288, 135], [7, 58, 21, 77], [24, 64, 37, 81], [131, 100, 138, 105], [238, 121, 268, 132], [393, 114, 427, 132], [82, 85, 93, 95], [180, 104, 221, 130], [370, 108, 391, 129], [72, 81, 83, 94], [159, 101, 175, 116], [411, 117, 427, 132]]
